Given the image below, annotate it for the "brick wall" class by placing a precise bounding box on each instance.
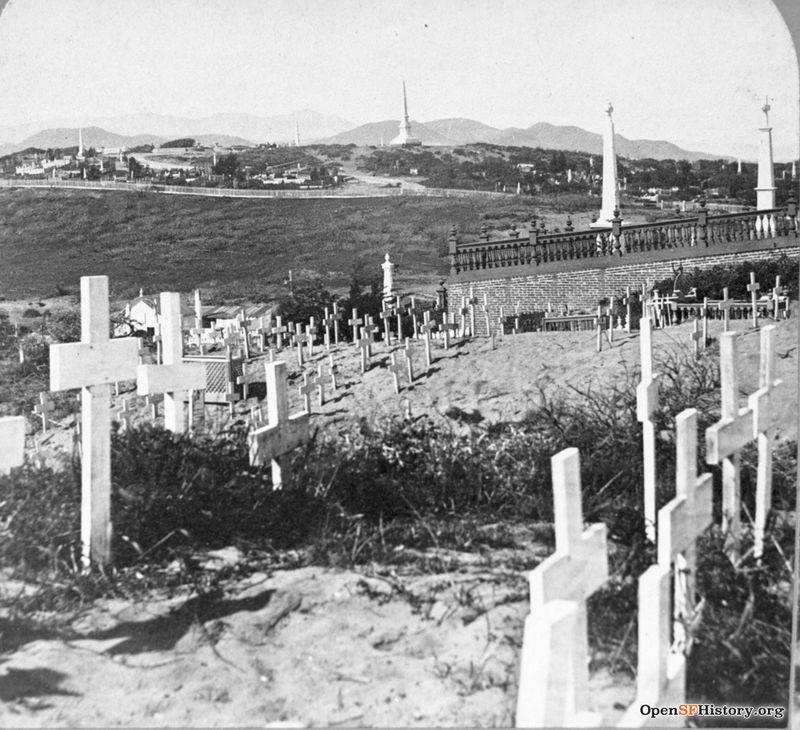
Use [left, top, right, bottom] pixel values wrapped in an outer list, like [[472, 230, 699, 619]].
[[447, 247, 800, 335]]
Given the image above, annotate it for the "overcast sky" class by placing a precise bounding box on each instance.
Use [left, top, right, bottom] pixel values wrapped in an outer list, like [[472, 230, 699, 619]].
[[0, 0, 797, 159]]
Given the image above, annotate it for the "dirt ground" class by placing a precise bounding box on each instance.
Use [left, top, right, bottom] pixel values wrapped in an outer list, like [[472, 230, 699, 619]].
[[1, 313, 797, 727]]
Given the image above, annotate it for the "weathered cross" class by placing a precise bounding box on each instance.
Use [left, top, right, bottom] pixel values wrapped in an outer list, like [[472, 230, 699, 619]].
[[0, 416, 26, 474], [771, 276, 785, 320], [636, 316, 659, 542], [482, 294, 491, 338], [395, 295, 403, 338], [50, 275, 140, 566], [403, 338, 414, 383], [516, 447, 608, 727], [305, 320, 316, 357], [358, 327, 372, 374], [137, 292, 206, 433], [717, 287, 733, 332], [380, 303, 395, 349], [116, 397, 133, 431], [322, 307, 334, 352], [706, 332, 755, 557], [748, 325, 782, 560], [623, 286, 632, 334], [409, 296, 419, 340], [248, 361, 309, 489], [459, 297, 471, 338], [34, 391, 55, 432], [348, 308, 361, 344], [331, 302, 343, 344], [746, 272, 761, 328], [314, 362, 326, 406], [327, 354, 339, 391], [271, 316, 288, 349], [294, 323, 308, 366], [298, 372, 315, 413], [387, 351, 405, 394], [420, 311, 435, 368], [691, 318, 704, 356]]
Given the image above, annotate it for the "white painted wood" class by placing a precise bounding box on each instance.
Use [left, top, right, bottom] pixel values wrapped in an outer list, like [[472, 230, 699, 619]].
[[50, 276, 139, 566], [747, 272, 761, 328], [637, 317, 658, 542], [137, 293, 205, 433], [388, 351, 404, 394], [249, 361, 309, 488], [0, 416, 26, 474], [517, 448, 608, 727]]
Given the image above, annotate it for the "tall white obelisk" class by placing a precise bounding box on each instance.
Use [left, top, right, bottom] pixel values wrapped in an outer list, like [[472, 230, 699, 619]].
[[755, 99, 776, 210], [390, 81, 421, 146], [592, 102, 619, 227]]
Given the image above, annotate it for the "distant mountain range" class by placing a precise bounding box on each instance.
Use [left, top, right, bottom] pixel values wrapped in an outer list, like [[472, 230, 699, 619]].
[[321, 118, 727, 161], [0, 110, 729, 161]]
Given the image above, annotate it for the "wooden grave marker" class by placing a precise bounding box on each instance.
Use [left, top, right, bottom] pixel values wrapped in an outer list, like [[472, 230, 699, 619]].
[[395, 295, 403, 338], [516, 448, 608, 727], [314, 363, 326, 406], [271, 316, 288, 349], [298, 372, 315, 413], [718, 287, 733, 332], [294, 323, 308, 366], [50, 275, 140, 566], [388, 351, 404, 394], [348, 308, 361, 345], [188, 388, 205, 430], [380, 302, 394, 349], [322, 307, 334, 351], [409, 296, 419, 339], [358, 327, 372, 374], [34, 391, 55, 433], [746, 272, 760, 328], [421, 311, 435, 368], [482, 294, 491, 338], [116, 397, 133, 431], [0, 416, 26, 474], [467, 285, 478, 337], [306, 320, 316, 358], [137, 292, 205, 433], [636, 317, 659, 542], [691, 318, 703, 356], [403, 337, 414, 383], [706, 332, 755, 557], [748, 325, 782, 560], [248, 361, 310, 489], [331, 302, 343, 344]]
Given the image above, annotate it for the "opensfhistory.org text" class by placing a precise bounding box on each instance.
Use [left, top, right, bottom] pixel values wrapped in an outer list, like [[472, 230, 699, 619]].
[[639, 704, 785, 721]]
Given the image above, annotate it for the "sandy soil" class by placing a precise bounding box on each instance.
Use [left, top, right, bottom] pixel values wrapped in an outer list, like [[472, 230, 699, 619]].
[[2, 314, 797, 727]]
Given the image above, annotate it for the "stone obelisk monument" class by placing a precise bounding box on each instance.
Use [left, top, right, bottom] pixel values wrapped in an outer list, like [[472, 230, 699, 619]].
[[592, 102, 619, 227], [390, 81, 421, 147], [755, 99, 776, 210]]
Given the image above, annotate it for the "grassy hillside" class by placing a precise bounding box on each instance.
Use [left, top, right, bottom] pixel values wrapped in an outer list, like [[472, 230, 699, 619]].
[[0, 188, 547, 301]]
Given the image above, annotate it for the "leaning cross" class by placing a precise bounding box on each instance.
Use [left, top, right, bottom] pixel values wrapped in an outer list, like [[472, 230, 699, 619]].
[[50, 275, 140, 566], [516, 448, 608, 727], [746, 272, 761, 328], [706, 332, 755, 557], [636, 317, 659, 542], [748, 325, 782, 560], [248, 361, 309, 489], [137, 292, 205, 433]]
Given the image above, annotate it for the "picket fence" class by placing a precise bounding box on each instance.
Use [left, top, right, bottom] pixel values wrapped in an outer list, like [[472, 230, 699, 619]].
[[515, 318, 783, 727]]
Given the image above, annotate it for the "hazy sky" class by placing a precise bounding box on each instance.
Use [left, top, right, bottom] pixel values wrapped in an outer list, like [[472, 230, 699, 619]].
[[0, 0, 797, 159]]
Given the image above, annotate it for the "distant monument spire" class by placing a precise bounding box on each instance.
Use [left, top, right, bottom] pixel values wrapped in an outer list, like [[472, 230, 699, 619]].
[[77, 127, 85, 160], [390, 80, 421, 146], [295, 119, 300, 147], [591, 102, 620, 227], [755, 97, 776, 210], [737, 157, 742, 174], [793, 159, 797, 180]]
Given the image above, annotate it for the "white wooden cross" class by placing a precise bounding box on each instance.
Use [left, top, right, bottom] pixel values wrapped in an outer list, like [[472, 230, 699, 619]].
[[306, 320, 316, 357], [748, 325, 782, 560], [50, 275, 140, 566], [459, 297, 471, 337], [513, 302, 520, 335], [348, 308, 361, 344], [116, 397, 133, 432], [0, 416, 26, 474], [34, 391, 55, 433], [314, 362, 326, 406], [482, 294, 491, 338], [328, 354, 338, 391], [498, 305, 505, 338], [718, 287, 733, 332], [467, 286, 478, 337], [403, 338, 414, 383], [298, 372, 315, 413], [188, 388, 205, 430], [746, 272, 760, 328], [395, 295, 403, 338], [322, 307, 334, 352], [331, 302, 343, 344], [137, 292, 205, 433], [516, 448, 608, 727], [636, 317, 659, 542], [358, 327, 372, 374], [595, 305, 603, 353], [771, 276, 784, 320], [248, 361, 309, 489], [702, 297, 709, 346], [421, 311, 435, 368], [409, 297, 419, 340], [380, 303, 394, 349], [658, 409, 713, 653], [691, 318, 703, 356], [294, 323, 307, 366], [706, 332, 754, 556], [624, 286, 632, 334], [388, 351, 404, 394], [271, 316, 288, 349]]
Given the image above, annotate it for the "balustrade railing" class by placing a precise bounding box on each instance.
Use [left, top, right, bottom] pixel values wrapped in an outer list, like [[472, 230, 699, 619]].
[[449, 201, 799, 276]]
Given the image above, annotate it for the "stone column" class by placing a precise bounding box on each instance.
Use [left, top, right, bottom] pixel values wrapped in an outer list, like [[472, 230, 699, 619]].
[[756, 99, 777, 210], [592, 102, 620, 227], [381, 253, 395, 304]]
